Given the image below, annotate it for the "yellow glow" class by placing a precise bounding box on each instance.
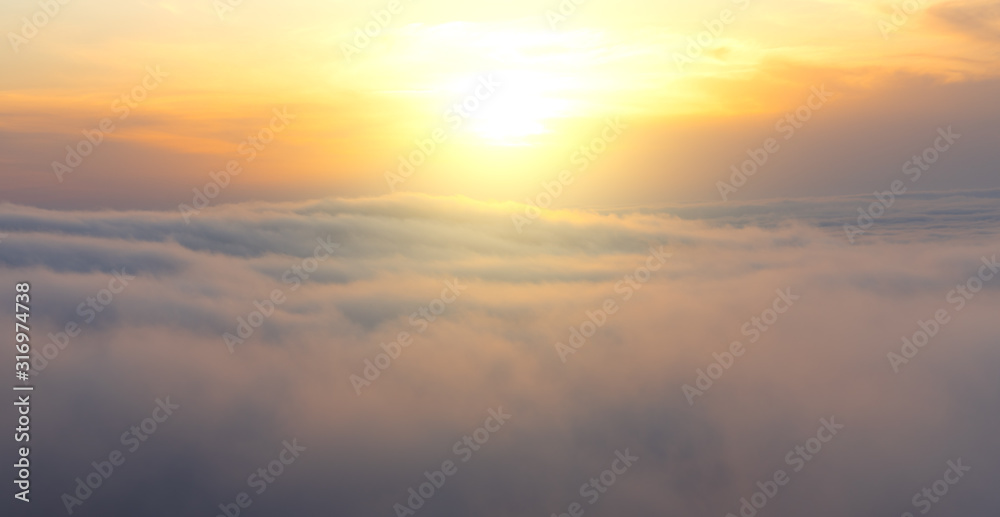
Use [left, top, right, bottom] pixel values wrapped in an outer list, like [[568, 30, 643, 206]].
[[4, 0, 999, 203], [464, 93, 552, 146], [457, 71, 579, 146]]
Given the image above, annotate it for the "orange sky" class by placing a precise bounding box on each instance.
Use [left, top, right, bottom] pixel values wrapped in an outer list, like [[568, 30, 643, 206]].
[[2, 0, 998, 208]]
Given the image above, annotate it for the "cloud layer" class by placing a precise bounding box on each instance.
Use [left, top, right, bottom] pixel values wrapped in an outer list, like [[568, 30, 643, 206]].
[[1, 191, 999, 517]]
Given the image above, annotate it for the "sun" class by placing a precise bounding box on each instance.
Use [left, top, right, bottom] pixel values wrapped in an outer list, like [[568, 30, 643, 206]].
[[455, 70, 577, 146], [464, 92, 557, 145]]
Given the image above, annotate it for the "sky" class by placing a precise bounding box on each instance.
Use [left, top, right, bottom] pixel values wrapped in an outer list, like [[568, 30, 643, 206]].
[[1, 1, 999, 516], [1, 0, 999, 207]]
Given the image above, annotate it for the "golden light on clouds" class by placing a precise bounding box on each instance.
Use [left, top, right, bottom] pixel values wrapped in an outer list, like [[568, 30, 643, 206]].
[[3, 5, 1000, 513]]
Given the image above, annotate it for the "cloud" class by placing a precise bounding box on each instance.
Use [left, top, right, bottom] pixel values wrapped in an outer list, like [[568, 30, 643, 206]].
[[928, 0, 1000, 41], [1, 191, 999, 517]]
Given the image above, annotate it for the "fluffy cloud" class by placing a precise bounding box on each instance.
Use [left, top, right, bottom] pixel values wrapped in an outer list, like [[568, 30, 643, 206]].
[[1, 191, 998, 517]]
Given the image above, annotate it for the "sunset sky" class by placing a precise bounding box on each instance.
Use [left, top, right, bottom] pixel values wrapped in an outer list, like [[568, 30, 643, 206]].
[[2, 0, 998, 207], [2, 1, 1000, 517]]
